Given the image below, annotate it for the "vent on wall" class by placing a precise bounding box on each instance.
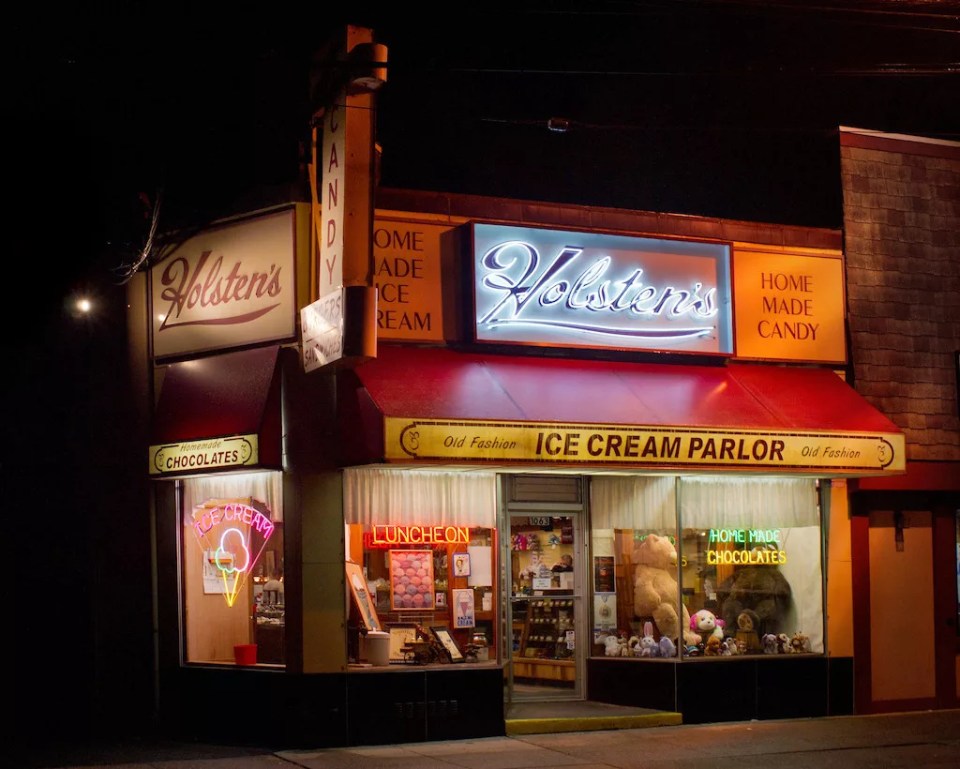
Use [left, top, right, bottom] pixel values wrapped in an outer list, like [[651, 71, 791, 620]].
[[506, 474, 583, 504]]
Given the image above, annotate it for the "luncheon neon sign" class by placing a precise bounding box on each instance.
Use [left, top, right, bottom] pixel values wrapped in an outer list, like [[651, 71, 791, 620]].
[[191, 502, 275, 607], [365, 524, 470, 549], [473, 223, 733, 354]]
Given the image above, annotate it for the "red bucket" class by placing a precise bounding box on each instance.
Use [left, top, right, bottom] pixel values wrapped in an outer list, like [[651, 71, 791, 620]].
[[234, 644, 257, 666]]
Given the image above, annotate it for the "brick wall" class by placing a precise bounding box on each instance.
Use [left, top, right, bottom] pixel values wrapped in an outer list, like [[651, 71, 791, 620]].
[[840, 129, 960, 461]]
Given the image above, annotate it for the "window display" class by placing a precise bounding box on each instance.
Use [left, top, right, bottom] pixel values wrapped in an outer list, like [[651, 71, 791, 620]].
[[343, 468, 498, 665], [589, 475, 823, 658], [180, 471, 284, 666]]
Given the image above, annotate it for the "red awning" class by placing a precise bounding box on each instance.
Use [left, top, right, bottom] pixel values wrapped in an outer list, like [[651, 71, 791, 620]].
[[150, 345, 283, 473], [346, 346, 905, 476]]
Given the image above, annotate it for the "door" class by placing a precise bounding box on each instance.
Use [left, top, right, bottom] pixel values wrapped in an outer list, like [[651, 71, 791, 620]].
[[504, 511, 586, 701]]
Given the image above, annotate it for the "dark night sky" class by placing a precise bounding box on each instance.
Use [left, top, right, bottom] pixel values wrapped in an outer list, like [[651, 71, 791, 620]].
[[7, 1, 959, 304]]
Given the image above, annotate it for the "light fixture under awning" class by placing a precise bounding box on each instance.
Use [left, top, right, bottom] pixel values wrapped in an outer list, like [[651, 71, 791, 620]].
[[346, 346, 905, 477]]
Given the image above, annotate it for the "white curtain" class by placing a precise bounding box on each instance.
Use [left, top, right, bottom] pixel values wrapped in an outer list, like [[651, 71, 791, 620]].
[[589, 475, 677, 530], [182, 471, 284, 525], [343, 467, 497, 527], [678, 476, 819, 528]]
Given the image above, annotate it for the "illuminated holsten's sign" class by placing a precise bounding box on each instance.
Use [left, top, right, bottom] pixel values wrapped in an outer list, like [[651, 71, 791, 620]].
[[472, 223, 733, 354], [384, 418, 906, 475], [364, 525, 470, 549], [191, 501, 275, 608]]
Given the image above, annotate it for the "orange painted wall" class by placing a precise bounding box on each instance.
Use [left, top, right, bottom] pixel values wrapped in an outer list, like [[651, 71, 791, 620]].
[[868, 510, 935, 700]]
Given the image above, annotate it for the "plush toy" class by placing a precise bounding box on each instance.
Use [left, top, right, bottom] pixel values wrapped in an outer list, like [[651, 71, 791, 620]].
[[603, 634, 622, 657], [762, 633, 778, 654], [789, 631, 810, 653], [690, 608, 725, 643], [722, 637, 741, 656], [636, 621, 660, 657], [775, 633, 790, 654], [735, 608, 762, 653], [703, 635, 723, 656], [716, 560, 793, 639], [632, 534, 701, 646], [658, 636, 677, 658]]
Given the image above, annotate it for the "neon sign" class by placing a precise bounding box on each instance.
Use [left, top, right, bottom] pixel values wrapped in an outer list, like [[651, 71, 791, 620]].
[[472, 223, 732, 354], [706, 528, 786, 565], [365, 524, 470, 549], [192, 501, 275, 607]]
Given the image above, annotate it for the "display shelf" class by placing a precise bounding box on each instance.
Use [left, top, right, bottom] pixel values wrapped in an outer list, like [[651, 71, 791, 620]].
[[511, 657, 575, 682], [513, 596, 575, 680]]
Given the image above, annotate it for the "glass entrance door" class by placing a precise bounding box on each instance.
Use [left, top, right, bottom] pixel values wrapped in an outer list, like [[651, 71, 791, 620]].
[[505, 512, 584, 701]]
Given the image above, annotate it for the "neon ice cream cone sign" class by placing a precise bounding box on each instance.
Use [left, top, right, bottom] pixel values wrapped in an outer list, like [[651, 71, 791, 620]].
[[192, 500, 275, 607]]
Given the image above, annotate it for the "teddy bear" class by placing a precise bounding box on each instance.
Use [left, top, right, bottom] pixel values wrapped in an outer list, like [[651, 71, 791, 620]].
[[632, 534, 701, 647], [716, 561, 792, 639]]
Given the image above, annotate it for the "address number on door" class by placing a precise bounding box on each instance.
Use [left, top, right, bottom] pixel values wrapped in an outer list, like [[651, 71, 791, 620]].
[[529, 516, 552, 526]]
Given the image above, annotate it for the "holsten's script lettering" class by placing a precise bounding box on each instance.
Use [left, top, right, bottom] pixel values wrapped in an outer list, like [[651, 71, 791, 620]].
[[158, 250, 283, 330], [478, 240, 718, 340]]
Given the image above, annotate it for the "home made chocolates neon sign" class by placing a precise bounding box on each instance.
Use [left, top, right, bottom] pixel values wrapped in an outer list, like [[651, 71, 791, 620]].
[[473, 224, 732, 354]]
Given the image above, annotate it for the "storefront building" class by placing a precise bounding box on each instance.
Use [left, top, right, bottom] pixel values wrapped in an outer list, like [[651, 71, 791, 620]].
[[134, 186, 911, 747]]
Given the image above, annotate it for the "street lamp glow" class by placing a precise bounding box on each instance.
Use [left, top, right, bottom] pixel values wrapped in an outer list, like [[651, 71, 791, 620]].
[[76, 298, 92, 314]]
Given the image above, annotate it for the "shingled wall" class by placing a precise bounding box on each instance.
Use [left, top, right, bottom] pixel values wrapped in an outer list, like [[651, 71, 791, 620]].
[[839, 128, 960, 461]]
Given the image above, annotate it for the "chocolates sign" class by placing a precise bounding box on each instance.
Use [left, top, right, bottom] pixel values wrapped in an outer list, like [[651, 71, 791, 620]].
[[151, 206, 304, 359]]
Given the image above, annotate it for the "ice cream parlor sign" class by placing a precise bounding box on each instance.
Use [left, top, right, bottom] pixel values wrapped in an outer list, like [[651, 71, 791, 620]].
[[191, 500, 276, 607]]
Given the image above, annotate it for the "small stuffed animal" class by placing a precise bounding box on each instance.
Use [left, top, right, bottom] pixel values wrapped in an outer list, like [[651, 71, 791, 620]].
[[603, 634, 622, 657], [658, 635, 677, 658], [789, 631, 809, 653], [690, 608, 725, 643], [703, 635, 723, 656], [722, 637, 740, 656], [775, 633, 790, 654], [637, 621, 660, 657], [762, 633, 779, 654], [735, 609, 762, 653]]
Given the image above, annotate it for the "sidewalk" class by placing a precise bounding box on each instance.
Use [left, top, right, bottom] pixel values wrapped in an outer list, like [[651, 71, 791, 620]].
[[20, 709, 960, 769]]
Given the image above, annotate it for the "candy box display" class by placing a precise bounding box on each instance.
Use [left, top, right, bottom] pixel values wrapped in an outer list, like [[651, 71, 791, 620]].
[[389, 550, 435, 610]]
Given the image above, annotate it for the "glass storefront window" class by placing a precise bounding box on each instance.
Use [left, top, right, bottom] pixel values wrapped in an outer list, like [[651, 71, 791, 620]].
[[678, 477, 823, 656], [344, 468, 498, 666], [590, 475, 824, 658], [180, 471, 284, 666], [590, 475, 681, 656]]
